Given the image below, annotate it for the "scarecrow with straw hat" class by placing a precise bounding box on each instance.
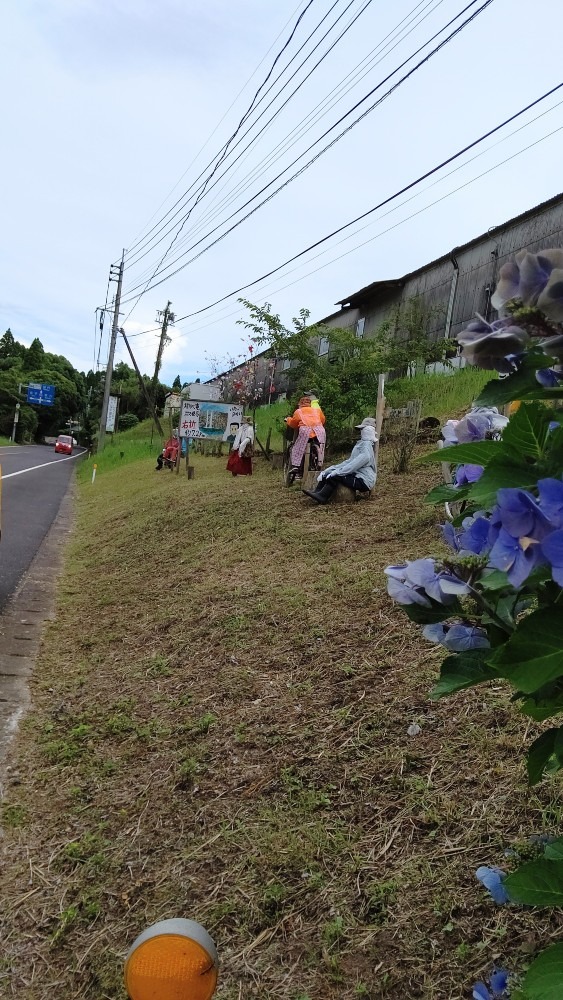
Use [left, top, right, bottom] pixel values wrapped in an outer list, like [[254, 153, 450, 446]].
[[226, 414, 254, 477], [303, 417, 377, 504]]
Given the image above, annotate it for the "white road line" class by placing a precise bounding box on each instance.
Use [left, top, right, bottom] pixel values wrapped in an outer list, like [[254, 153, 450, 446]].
[[2, 452, 84, 479]]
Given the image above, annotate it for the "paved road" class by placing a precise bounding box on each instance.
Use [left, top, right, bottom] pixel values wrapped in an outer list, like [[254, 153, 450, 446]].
[[0, 445, 84, 609]]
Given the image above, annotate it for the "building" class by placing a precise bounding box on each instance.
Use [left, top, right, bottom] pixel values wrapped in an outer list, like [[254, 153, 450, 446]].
[[210, 191, 563, 395]]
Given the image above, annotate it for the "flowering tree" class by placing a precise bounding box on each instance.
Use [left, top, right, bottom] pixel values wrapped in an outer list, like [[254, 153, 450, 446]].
[[206, 342, 264, 409], [386, 249, 563, 999]]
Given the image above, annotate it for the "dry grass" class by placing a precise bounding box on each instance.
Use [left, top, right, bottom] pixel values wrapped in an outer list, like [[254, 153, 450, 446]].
[[1, 449, 561, 1000]]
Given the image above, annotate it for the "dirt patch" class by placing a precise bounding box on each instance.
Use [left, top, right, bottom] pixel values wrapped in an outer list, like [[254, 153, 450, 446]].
[[0, 451, 558, 999]]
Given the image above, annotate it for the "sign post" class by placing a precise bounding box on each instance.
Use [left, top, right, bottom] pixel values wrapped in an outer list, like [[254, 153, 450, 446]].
[[374, 373, 386, 469], [106, 395, 118, 433]]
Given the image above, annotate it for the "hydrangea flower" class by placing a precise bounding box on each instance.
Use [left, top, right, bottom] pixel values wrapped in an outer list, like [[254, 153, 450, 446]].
[[454, 463, 484, 486], [541, 529, 563, 586], [537, 478, 563, 529], [536, 368, 563, 387], [457, 318, 529, 372], [442, 513, 491, 557], [492, 248, 563, 322], [422, 622, 490, 651], [473, 968, 510, 999], [476, 866, 510, 904], [489, 528, 544, 587], [385, 559, 469, 607], [496, 488, 553, 540]]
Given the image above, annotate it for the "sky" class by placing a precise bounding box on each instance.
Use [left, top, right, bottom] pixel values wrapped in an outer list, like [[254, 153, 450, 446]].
[[2, 0, 563, 387]]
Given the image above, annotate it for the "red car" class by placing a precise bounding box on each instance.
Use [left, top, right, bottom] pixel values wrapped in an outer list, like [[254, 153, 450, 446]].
[[54, 434, 73, 455]]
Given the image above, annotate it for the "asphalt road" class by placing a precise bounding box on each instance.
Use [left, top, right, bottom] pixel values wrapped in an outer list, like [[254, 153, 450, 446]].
[[0, 444, 84, 609]]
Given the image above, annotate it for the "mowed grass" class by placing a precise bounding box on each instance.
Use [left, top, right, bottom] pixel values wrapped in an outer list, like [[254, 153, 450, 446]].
[[1, 450, 560, 1000]]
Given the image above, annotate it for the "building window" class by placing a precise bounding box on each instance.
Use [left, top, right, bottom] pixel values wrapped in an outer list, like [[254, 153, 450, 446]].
[[318, 336, 330, 356], [282, 358, 291, 370], [355, 317, 365, 339]]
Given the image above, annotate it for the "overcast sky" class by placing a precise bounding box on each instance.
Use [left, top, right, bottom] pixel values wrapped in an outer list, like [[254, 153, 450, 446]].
[[2, 0, 563, 386]]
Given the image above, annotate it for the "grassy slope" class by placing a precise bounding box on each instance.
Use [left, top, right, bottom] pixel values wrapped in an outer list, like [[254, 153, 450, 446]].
[[1, 449, 555, 1000], [0, 436, 15, 446]]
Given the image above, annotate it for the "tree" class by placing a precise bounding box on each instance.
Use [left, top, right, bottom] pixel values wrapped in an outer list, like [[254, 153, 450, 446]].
[[0, 329, 16, 359], [24, 337, 45, 372], [172, 375, 182, 391]]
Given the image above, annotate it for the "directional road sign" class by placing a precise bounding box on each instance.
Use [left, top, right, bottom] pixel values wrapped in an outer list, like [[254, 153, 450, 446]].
[[27, 383, 55, 406]]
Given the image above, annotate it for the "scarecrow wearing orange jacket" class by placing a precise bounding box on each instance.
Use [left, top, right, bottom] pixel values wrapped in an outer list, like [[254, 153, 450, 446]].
[[285, 393, 326, 471]]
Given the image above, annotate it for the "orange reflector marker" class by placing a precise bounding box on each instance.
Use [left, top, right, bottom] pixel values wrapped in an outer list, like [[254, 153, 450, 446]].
[[124, 918, 219, 1000]]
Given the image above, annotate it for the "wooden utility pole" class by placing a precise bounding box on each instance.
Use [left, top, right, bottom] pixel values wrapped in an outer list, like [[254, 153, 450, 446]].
[[121, 330, 165, 438], [152, 302, 174, 399], [98, 252, 124, 452]]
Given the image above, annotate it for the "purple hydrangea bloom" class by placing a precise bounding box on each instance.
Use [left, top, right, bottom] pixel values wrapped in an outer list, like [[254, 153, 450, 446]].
[[541, 529, 563, 586], [442, 419, 460, 445], [457, 318, 530, 372], [459, 514, 491, 555], [441, 521, 459, 551], [476, 866, 510, 905], [538, 478, 563, 529], [473, 969, 510, 999], [492, 248, 563, 318], [454, 463, 484, 486], [489, 528, 544, 587], [536, 368, 562, 387], [496, 488, 553, 540], [422, 622, 490, 651], [385, 559, 469, 607]]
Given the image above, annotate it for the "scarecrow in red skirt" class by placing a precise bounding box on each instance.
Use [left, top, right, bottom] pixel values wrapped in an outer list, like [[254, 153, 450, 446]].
[[226, 415, 254, 476]]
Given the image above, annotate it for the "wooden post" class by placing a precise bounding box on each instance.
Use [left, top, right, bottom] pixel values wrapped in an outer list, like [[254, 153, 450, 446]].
[[301, 443, 318, 492], [374, 373, 386, 469], [265, 427, 272, 458]]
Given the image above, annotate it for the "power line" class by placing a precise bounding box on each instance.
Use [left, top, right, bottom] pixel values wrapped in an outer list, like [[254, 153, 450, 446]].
[[124, 0, 371, 272], [124, 0, 325, 260], [125, 0, 443, 287], [125, 0, 310, 250], [121, 0, 497, 305], [164, 82, 563, 324]]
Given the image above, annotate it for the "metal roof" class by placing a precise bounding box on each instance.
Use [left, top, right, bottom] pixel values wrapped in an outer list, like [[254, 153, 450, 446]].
[[336, 190, 563, 307]]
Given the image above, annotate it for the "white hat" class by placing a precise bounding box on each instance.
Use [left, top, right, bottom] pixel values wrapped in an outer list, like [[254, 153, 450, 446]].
[[355, 417, 376, 429]]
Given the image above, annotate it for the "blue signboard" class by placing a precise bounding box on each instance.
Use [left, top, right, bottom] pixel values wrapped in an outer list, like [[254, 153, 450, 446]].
[[27, 383, 55, 406]]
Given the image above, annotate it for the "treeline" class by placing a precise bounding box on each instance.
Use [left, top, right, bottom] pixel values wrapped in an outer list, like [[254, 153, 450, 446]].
[[0, 329, 173, 444]]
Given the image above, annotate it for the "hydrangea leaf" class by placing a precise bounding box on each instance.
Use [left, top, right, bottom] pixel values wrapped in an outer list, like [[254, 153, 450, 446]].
[[502, 401, 552, 458], [488, 609, 563, 693], [520, 943, 563, 1000], [526, 728, 561, 785], [430, 650, 499, 699], [468, 456, 540, 507], [544, 838, 563, 861], [423, 483, 471, 506], [476, 350, 553, 406], [504, 859, 563, 905], [421, 441, 503, 466], [402, 599, 459, 626]]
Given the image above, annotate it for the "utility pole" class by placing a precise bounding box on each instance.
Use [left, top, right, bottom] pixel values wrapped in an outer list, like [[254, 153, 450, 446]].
[[151, 302, 174, 399], [121, 329, 165, 438], [98, 252, 124, 452]]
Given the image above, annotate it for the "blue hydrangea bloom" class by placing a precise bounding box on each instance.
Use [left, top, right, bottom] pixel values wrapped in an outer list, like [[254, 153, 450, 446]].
[[476, 866, 510, 904], [385, 559, 469, 607], [496, 488, 552, 540], [454, 463, 484, 486], [536, 367, 562, 387], [489, 527, 544, 587], [473, 968, 510, 999], [538, 478, 563, 529], [422, 622, 490, 651], [541, 529, 563, 586], [459, 514, 491, 555]]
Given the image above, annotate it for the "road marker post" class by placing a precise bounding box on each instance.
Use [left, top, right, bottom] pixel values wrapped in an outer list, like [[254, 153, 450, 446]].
[[92, 464, 97, 484]]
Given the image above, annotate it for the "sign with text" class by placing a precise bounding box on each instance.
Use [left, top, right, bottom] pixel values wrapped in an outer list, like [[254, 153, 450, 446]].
[[27, 383, 55, 406], [106, 395, 118, 432], [179, 401, 243, 440], [187, 382, 221, 402]]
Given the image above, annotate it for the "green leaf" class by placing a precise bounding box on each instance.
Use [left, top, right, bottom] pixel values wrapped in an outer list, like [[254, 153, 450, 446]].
[[420, 440, 503, 466], [521, 943, 563, 1000], [423, 483, 471, 506], [476, 350, 551, 407], [469, 455, 541, 506], [526, 729, 559, 785], [430, 650, 499, 699], [488, 609, 563, 693], [402, 600, 458, 626], [520, 679, 563, 723], [502, 402, 552, 458], [505, 858, 563, 905], [479, 569, 512, 591], [544, 838, 563, 861]]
